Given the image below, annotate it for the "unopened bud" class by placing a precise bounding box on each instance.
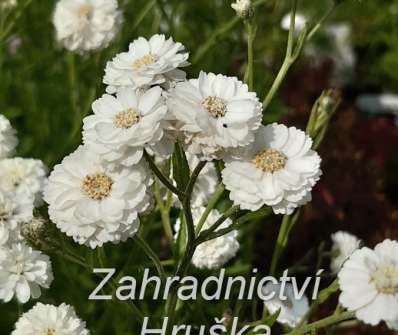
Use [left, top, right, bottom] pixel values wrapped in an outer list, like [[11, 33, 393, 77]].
[[306, 89, 341, 148], [21, 216, 54, 251], [231, 0, 253, 19]]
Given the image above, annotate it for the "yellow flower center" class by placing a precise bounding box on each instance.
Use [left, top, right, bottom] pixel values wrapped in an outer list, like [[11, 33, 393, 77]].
[[132, 53, 156, 70], [44, 329, 56, 335], [78, 5, 92, 18], [81, 173, 113, 200], [201, 96, 227, 118], [373, 265, 398, 294], [113, 109, 141, 129], [254, 149, 287, 173]]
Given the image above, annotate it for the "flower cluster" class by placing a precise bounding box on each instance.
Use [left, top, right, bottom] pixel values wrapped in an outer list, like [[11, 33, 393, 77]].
[[0, 114, 52, 304], [46, 33, 322, 263]]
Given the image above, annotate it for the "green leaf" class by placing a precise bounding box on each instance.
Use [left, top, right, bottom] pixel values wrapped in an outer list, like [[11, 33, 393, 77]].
[[172, 142, 190, 193]]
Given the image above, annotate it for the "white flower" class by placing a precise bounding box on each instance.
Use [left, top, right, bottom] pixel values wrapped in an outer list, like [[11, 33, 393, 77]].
[[387, 319, 398, 331], [0, 158, 47, 206], [0, 0, 17, 10], [262, 282, 309, 328], [103, 34, 189, 94], [222, 123, 321, 214], [231, 0, 253, 18], [53, 0, 122, 53], [356, 94, 398, 116], [0, 114, 18, 159], [83, 86, 169, 167], [44, 146, 152, 249], [281, 13, 307, 32], [12, 302, 89, 335], [169, 71, 262, 160], [0, 243, 53, 304], [175, 207, 239, 270], [330, 231, 361, 274], [338, 239, 398, 326], [0, 193, 33, 246]]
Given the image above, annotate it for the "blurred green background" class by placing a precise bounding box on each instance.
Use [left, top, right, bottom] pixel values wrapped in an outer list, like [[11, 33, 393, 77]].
[[1, 0, 398, 334]]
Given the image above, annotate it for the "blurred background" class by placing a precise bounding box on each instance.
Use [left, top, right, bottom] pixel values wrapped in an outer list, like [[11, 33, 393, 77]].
[[1, 0, 398, 334]]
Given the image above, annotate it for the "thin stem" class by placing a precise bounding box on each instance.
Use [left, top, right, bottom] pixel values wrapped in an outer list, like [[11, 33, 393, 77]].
[[298, 280, 340, 327], [144, 151, 184, 197], [286, 311, 355, 335], [262, 0, 297, 111], [133, 235, 166, 280], [195, 183, 225, 236], [244, 22, 256, 90], [184, 160, 207, 195], [154, 178, 173, 244], [195, 205, 240, 244], [270, 210, 301, 275]]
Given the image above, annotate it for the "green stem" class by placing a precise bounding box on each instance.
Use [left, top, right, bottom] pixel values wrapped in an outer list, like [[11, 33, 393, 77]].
[[298, 280, 340, 327], [133, 235, 166, 280], [262, 0, 298, 111], [244, 22, 256, 90], [269, 210, 301, 275], [286, 311, 355, 335], [195, 205, 240, 244], [195, 183, 225, 236], [144, 151, 184, 197], [154, 178, 173, 244]]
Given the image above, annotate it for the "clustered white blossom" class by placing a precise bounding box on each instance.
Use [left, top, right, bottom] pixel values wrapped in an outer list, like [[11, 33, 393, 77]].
[[338, 239, 398, 328], [0, 243, 53, 303], [44, 146, 152, 248], [175, 207, 239, 270], [222, 123, 322, 214], [0, 114, 52, 305], [53, 0, 123, 53], [12, 302, 90, 335]]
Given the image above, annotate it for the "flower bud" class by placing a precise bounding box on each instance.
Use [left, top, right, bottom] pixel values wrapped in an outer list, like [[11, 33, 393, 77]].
[[231, 0, 253, 20], [306, 89, 341, 148], [21, 216, 55, 251]]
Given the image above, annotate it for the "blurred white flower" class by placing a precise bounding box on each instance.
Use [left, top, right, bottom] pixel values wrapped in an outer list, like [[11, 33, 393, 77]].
[[53, 0, 122, 53], [169, 71, 262, 160], [262, 282, 309, 328], [0, 243, 53, 304], [0, 114, 18, 159], [44, 146, 152, 249], [175, 207, 239, 270], [330, 231, 361, 274], [0, 193, 33, 246], [387, 319, 398, 331], [356, 93, 398, 116], [222, 123, 321, 214], [0, 158, 47, 206], [103, 34, 189, 93], [281, 12, 307, 33], [231, 0, 253, 18], [83, 86, 169, 168], [325, 24, 356, 87], [12, 302, 89, 335], [0, 0, 17, 10], [339, 239, 398, 326]]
